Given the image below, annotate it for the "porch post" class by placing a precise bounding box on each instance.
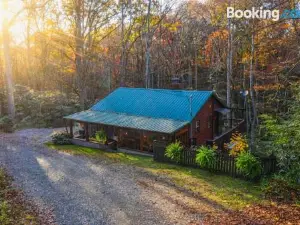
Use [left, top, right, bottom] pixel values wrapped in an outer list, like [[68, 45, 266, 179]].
[[85, 123, 89, 141], [212, 100, 214, 139], [140, 130, 143, 151], [70, 120, 73, 138]]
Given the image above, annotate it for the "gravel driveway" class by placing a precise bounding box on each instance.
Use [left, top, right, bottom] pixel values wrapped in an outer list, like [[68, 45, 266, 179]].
[[0, 129, 204, 225]]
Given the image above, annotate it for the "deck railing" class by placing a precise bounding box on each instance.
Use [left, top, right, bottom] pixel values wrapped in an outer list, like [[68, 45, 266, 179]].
[[207, 120, 246, 150]]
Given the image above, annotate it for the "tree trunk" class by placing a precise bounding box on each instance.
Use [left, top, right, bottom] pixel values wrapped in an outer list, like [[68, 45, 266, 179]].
[[194, 41, 198, 90], [26, 8, 31, 86], [120, 0, 125, 86], [0, 59, 4, 116], [226, 16, 233, 127], [145, 0, 151, 88], [2, 0, 15, 120], [249, 33, 257, 152], [75, 0, 85, 110]]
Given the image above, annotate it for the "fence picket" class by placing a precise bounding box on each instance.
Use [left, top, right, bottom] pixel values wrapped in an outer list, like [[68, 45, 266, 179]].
[[152, 143, 277, 180], [231, 156, 235, 176]]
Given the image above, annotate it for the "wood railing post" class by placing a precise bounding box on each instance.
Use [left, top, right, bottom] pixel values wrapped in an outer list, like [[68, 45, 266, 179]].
[[85, 123, 89, 142], [70, 120, 73, 138]]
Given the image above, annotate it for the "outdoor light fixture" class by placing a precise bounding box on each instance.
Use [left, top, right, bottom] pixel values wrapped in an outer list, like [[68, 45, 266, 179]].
[[240, 90, 249, 97]]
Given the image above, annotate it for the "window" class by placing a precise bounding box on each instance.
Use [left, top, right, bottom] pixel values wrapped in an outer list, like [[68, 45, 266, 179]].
[[196, 120, 200, 132], [208, 116, 212, 128]]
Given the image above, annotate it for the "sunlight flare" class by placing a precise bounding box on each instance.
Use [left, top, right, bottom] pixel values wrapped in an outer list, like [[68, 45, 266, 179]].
[[0, 0, 25, 39]]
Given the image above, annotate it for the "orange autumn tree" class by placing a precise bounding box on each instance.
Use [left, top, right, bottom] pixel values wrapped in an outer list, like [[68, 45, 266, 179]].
[[225, 132, 249, 156], [204, 29, 228, 67]]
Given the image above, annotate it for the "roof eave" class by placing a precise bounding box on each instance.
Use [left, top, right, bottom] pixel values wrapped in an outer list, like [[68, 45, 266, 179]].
[[64, 117, 183, 134]]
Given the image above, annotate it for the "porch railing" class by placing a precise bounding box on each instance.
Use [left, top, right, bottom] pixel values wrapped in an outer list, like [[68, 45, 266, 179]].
[[207, 119, 246, 150]]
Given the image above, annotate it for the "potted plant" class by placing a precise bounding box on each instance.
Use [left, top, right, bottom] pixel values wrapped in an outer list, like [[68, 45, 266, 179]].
[[95, 129, 107, 145]]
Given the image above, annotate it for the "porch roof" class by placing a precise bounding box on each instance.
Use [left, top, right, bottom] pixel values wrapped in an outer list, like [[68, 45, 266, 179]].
[[64, 110, 189, 134]]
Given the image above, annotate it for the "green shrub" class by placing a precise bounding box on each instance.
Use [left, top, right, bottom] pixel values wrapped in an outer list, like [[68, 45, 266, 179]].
[[263, 176, 300, 203], [236, 152, 262, 179], [285, 162, 300, 184], [14, 85, 80, 129], [165, 141, 183, 163], [0, 169, 10, 193], [258, 87, 300, 183], [95, 129, 107, 144], [0, 201, 10, 225], [0, 116, 14, 133], [51, 132, 72, 145], [195, 146, 216, 168]]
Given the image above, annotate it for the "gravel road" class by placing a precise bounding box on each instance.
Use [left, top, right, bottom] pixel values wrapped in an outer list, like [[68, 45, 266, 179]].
[[0, 129, 204, 225]]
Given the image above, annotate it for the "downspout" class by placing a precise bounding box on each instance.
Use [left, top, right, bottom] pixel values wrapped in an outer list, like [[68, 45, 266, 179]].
[[189, 95, 193, 146], [211, 98, 214, 139], [64, 119, 68, 133]]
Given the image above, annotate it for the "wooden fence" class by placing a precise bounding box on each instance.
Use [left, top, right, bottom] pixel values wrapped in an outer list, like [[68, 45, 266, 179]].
[[153, 141, 277, 179]]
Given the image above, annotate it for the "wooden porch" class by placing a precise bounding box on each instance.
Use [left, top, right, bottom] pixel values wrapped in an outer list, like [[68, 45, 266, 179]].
[[70, 138, 153, 156], [66, 119, 173, 154]]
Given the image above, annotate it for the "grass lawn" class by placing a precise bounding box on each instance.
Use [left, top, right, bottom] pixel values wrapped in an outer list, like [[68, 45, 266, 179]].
[[46, 143, 265, 210]]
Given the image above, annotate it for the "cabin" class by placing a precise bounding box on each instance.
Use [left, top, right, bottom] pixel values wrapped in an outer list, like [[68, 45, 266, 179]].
[[64, 87, 244, 153]]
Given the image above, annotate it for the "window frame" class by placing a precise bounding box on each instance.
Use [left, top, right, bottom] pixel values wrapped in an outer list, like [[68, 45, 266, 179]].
[[196, 120, 200, 132], [208, 115, 212, 128]]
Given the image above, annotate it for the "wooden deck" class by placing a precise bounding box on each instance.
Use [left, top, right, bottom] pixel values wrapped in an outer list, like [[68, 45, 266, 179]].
[[207, 120, 246, 149]]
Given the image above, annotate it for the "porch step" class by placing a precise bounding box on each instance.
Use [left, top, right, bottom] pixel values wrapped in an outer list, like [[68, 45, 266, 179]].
[[117, 148, 153, 157]]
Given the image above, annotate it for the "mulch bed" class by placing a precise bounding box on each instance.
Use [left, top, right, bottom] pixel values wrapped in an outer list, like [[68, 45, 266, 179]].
[[201, 203, 300, 225], [0, 168, 55, 225]]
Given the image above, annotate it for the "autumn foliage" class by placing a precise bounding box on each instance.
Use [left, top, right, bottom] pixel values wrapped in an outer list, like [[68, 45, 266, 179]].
[[225, 132, 249, 156], [202, 203, 300, 225]]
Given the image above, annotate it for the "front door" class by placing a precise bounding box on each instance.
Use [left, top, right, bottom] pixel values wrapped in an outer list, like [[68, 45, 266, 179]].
[[119, 129, 140, 150], [107, 126, 114, 139], [213, 113, 220, 137]]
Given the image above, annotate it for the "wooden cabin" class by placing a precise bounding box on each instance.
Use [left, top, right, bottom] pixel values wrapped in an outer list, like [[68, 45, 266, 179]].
[[64, 87, 236, 153]]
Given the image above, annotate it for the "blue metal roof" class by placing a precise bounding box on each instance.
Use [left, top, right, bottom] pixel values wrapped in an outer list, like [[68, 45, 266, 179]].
[[64, 110, 188, 134], [65, 88, 214, 133], [91, 88, 213, 122]]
